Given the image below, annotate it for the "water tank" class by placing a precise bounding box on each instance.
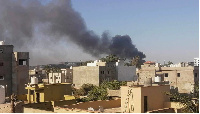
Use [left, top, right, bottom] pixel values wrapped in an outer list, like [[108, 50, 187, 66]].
[[0, 85, 5, 104], [0, 41, 4, 45], [31, 76, 38, 85], [144, 78, 152, 87], [155, 76, 161, 82]]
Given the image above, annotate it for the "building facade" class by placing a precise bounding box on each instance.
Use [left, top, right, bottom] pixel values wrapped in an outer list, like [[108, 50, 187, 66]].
[[121, 84, 171, 113], [73, 60, 137, 88], [0, 45, 13, 96], [0, 43, 29, 96], [137, 62, 199, 93], [73, 60, 117, 88], [48, 67, 73, 84]]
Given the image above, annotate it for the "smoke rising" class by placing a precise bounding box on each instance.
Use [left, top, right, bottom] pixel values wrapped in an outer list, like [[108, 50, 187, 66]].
[[0, 0, 145, 65]]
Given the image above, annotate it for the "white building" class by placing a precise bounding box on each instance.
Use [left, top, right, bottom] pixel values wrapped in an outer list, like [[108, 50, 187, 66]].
[[87, 59, 137, 81], [194, 58, 199, 66], [48, 67, 73, 84]]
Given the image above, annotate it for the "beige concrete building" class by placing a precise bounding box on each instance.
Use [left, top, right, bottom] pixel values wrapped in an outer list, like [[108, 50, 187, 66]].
[[73, 60, 117, 88], [73, 59, 137, 88], [121, 84, 171, 113], [0, 43, 29, 96], [137, 62, 199, 93]]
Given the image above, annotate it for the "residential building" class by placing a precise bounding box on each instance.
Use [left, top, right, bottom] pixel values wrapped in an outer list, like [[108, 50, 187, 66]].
[[13, 52, 29, 95], [0, 42, 29, 96], [73, 60, 117, 88], [116, 59, 137, 81], [0, 45, 13, 96], [121, 84, 183, 113], [73, 59, 137, 88], [137, 61, 199, 93], [48, 67, 73, 84], [29, 69, 46, 83], [194, 58, 199, 66], [25, 83, 74, 103]]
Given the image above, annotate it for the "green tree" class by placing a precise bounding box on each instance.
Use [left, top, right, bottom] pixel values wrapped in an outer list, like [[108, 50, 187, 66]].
[[167, 61, 173, 66], [131, 56, 145, 68], [100, 54, 119, 62], [87, 86, 109, 101], [166, 83, 199, 113]]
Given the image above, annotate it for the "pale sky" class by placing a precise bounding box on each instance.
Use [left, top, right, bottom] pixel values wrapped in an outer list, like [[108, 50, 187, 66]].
[[70, 0, 199, 64]]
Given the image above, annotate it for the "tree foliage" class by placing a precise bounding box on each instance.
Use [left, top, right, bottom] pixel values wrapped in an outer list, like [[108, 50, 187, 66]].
[[43, 65, 61, 73], [125, 56, 145, 68], [72, 83, 95, 98], [100, 54, 119, 62], [100, 80, 127, 90], [73, 80, 126, 102], [166, 83, 199, 113]]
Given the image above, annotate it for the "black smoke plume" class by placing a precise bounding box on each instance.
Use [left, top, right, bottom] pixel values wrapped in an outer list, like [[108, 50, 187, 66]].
[[0, 0, 145, 64]]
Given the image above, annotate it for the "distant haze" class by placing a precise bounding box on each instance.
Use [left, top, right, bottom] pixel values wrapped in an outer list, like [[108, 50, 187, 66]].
[[0, 0, 146, 65]]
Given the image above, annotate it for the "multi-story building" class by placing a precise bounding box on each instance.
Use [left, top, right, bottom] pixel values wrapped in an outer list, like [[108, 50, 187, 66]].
[[48, 67, 73, 84], [137, 61, 199, 93], [73, 60, 117, 88], [0, 42, 29, 96], [73, 60, 137, 88], [194, 58, 199, 66]]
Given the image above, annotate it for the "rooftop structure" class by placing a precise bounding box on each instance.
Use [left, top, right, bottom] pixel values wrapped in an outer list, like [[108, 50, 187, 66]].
[[25, 83, 74, 103], [137, 62, 199, 93]]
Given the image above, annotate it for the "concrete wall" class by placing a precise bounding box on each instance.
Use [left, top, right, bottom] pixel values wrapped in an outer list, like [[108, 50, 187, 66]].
[[0, 101, 23, 113], [0, 45, 13, 97], [13, 52, 29, 95], [147, 108, 175, 113], [141, 85, 170, 113], [64, 99, 121, 110], [117, 66, 137, 81], [23, 108, 53, 113], [43, 84, 72, 102], [121, 85, 170, 113], [73, 66, 100, 88]]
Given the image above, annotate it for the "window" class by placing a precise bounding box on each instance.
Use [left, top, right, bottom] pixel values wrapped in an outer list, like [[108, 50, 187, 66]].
[[195, 73, 198, 78], [165, 73, 168, 77], [0, 76, 4, 80], [19, 59, 27, 65], [0, 49, 3, 53], [177, 73, 180, 77], [0, 62, 3, 66], [137, 73, 139, 77], [108, 71, 110, 74], [101, 71, 105, 74]]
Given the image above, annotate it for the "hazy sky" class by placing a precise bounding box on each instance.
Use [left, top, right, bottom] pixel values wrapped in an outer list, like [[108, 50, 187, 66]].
[[70, 0, 199, 64], [1, 0, 198, 66]]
